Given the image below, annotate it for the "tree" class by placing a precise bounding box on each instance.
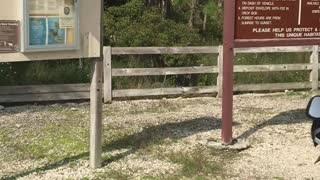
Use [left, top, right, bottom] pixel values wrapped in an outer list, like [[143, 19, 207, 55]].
[[104, 0, 200, 47], [171, 0, 222, 44]]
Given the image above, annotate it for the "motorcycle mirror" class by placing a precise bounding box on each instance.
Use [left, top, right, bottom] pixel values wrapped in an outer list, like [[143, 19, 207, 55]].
[[306, 96, 320, 120]]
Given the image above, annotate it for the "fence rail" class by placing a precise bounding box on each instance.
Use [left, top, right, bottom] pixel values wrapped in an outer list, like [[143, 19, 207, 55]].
[[0, 45, 319, 103]]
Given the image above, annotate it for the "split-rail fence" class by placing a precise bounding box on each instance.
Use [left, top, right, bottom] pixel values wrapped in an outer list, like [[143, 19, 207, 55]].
[[0, 45, 318, 103]]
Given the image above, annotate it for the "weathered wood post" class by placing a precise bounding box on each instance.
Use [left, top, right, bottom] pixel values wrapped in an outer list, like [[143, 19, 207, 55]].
[[103, 46, 112, 103], [90, 0, 104, 169], [310, 45, 319, 91], [90, 58, 103, 168]]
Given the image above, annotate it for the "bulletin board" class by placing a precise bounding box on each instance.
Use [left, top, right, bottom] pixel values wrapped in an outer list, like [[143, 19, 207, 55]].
[[0, 0, 101, 62], [22, 0, 80, 51]]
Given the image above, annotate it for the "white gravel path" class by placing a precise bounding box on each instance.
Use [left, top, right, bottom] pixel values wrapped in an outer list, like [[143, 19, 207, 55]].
[[0, 91, 319, 179]]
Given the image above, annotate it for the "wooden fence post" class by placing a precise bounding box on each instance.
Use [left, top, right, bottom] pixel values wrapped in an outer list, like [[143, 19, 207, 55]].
[[310, 45, 319, 91], [216, 45, 223, 98], [103, 46, 112, 103]]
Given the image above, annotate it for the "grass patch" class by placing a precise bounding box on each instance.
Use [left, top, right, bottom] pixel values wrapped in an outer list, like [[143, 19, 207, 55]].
[[239, 107, 273, 114], [0, 130, 12, 160], [285, 91, 311, 99], [0, 126, 88, 162], [0, 130, 9, 144], [158, 147, 239, 179], [80, 177, 90, 180], [273, 177, 285, 180], [103, 106, 120, 116], [11, 106, 91, 161], [103, 127, 140, 148], [128, 100, 182, 115], [94, 170, 130, 180], [68, 162, 78, 168], [0, 122, 89, 162], [140, 176, 159, 180], [133, 144, 240, 179], [21, 125, 88, 161], [168, 149, 222, 177]]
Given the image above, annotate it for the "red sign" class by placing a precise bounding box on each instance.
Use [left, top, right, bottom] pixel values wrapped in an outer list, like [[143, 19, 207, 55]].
[[235, 0, 320, 46]]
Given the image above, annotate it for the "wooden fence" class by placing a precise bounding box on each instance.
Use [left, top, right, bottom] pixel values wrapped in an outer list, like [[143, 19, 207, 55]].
[[0, 45, 319, 103]]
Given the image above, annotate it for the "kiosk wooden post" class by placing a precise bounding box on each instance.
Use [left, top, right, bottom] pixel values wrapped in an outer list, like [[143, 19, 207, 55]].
[[90, 0, 104, 168], [90, 57, 103, 168]]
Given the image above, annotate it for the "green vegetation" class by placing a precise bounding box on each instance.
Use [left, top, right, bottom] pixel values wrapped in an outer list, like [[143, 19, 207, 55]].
[[165, 148, 232, 178], [0, 0, 311, 91], [94, 171, 131, 180], [0, 113, 89, 162], [170, 146, 238, 178], [273, 177, 285, 180], [0, 130, 8, 143], [0, 60, 91, 86], [22, 125, 88, 161], [127, 99, 182, 114]]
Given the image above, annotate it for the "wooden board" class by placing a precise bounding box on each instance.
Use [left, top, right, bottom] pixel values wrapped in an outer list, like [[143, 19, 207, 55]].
[[112, 46, 218, 55]]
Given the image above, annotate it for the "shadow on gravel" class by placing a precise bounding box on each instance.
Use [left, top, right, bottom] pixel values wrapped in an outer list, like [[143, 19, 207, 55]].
[[2, 116, 236, 180], [237, 109, 307, 139]]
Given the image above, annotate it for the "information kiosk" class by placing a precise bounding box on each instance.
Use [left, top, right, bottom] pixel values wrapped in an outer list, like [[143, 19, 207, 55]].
[[0, 0, 101, 61], [0, 0, 104, 169]]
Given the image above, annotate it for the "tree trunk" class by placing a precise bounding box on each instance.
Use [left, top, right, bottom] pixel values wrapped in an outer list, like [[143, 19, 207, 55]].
[[189, 0, 198, 30], [161, 0, 171, 19], [202, 12, 207, 41], [203, 12, 207, 32], [146, 0, 153, 6]]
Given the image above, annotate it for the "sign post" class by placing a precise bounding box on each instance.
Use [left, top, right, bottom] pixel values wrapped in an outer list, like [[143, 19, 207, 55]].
[[223, 0, 320, 144], [222, 0, 236, 145]]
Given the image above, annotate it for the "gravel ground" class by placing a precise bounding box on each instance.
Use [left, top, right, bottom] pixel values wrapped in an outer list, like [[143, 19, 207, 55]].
[[0, 91, 319, 179]]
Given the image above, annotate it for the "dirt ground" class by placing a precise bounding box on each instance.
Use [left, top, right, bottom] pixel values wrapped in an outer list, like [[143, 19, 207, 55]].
[[0, 91, 319, 179]]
